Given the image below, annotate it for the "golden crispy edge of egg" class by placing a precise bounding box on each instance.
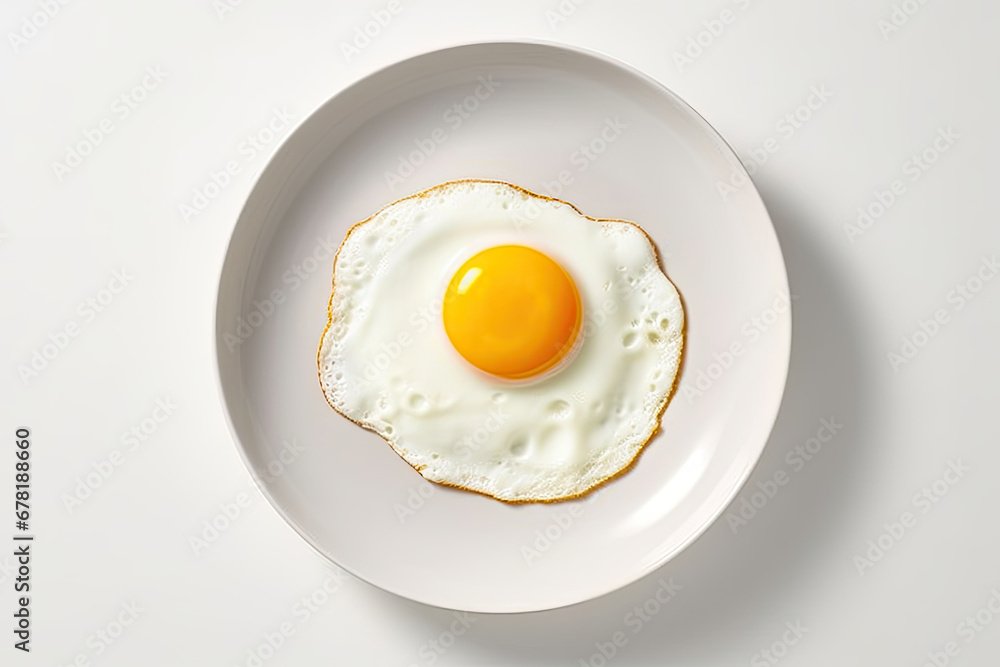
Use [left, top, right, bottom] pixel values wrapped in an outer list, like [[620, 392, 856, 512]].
[[316, 178, 688, 504]]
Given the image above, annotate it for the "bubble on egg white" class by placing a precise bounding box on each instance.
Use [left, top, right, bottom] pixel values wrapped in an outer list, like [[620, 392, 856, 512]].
[[508, 433, 529, 457], [547, 399, 571, 419], [407, 392, 428, 413]]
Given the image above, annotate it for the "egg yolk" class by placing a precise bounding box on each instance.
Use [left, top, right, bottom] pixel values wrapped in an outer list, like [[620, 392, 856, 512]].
[[443, 245, 583, 380]]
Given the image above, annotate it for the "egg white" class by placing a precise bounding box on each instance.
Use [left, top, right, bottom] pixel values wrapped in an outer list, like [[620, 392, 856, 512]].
[[318, 180, 684, 503]]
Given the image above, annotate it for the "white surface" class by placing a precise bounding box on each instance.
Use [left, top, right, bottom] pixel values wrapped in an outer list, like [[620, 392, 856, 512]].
[[1, 0, 998, 664], [216, 42, 787, 612]]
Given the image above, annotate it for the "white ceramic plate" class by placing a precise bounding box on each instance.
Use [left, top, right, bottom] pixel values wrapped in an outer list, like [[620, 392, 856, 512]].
[[215, 41, 790, 613]]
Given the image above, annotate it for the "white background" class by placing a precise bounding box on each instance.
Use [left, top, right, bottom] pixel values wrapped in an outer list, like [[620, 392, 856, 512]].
[[2, 0, 999, 665]]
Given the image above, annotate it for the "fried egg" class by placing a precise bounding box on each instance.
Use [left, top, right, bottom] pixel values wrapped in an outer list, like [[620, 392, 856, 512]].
[[318, 180, 684, 503]]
